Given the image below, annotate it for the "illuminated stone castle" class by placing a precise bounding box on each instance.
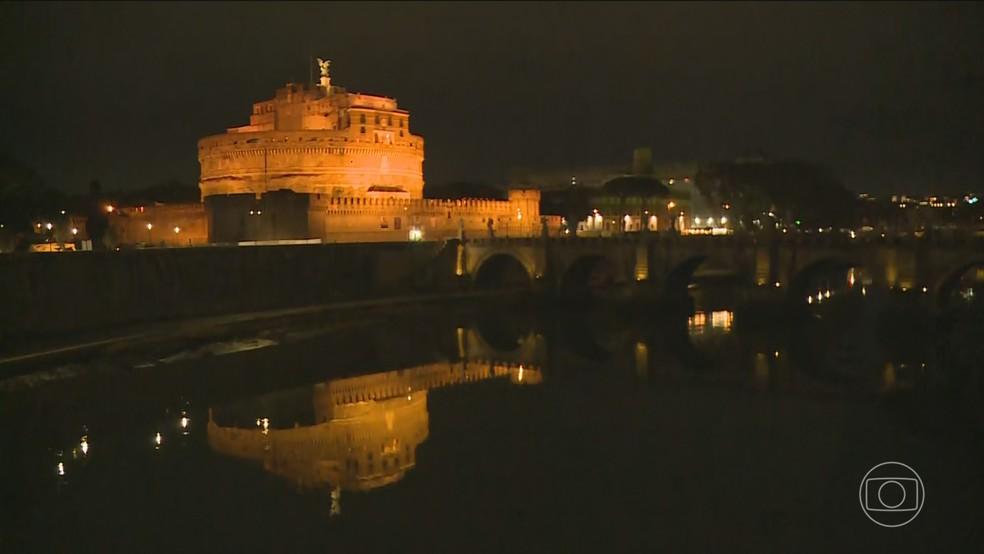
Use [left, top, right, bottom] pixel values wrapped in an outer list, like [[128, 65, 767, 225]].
[[196, 59, 548, 244], [199, 58, 424, 199]]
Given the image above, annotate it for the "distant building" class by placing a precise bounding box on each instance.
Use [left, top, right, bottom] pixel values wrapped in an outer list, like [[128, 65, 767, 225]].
[[514, 148, 722, 235]]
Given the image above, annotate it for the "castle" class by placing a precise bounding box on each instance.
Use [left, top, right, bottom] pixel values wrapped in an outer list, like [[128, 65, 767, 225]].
[[188, 59, 547, 244]]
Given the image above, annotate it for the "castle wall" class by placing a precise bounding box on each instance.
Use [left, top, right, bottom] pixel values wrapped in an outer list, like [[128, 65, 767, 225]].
[[107, 203, 208, 247], [198, 133, 425, 198], [205, 190, 310, 243], [308, 190, 545, 242]]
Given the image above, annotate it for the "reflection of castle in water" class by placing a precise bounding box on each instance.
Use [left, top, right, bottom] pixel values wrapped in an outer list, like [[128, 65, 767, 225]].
[[207, 361, 541, 505]]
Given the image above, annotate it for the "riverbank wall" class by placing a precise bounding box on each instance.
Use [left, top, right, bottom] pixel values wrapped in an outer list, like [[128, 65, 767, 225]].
[[0, 242, 458, 342]]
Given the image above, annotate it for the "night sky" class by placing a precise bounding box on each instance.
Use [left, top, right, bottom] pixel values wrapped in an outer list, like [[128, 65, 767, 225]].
[[2, 2, 982, 194]]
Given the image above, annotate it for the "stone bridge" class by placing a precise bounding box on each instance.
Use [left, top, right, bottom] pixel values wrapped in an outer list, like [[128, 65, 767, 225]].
[[457, 233, 984, 307]]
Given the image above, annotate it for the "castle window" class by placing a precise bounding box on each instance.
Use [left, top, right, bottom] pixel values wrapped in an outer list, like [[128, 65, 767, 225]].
[[394, 217, 401, 230], [359, 114, 366, 124], [374, 115, 380, 125], [399, 119, 404, 128], [380, 217, 389, 229], [360, 126, 365, 134], [387, 116, 392, 126], [399, 130, 404, 137]]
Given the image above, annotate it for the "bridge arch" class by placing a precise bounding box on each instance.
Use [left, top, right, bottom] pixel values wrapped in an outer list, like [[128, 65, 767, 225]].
[[560, 254, 620, 294], [788, 256, 863, 302], [935, 259, 984, 308], [664, 255, 740, 298], [473, 252, 533, 290]]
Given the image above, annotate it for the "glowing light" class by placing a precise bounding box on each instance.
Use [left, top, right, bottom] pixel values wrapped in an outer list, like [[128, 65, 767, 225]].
[[848, 268, 856, 287], [689, 311, 706, 327], [256, 417, 270, 435], [60, 210, 66, 215], [154, 432, 163, 448], [105, 205, 115, 213], [173, 226, 181, 234], [921, 286, 928, 293], [774, 282, 781, 288], [694, 217, 702, 226], [45, 222, 53, 230], [408, 226, 423, 241], [455, 243, 464, 275], [146, 223, 153, 230], [861, 286, 867, 296], [180, 415, 190, 433], [849, 230, 856, 239], [80, 437, 89, 456], [666, 201, 676, 210], [706, 217, 715, 226], [71, 227, 78, 236], [816, 292, 823, 303], [57, 462, 65, 476], [710, 310, 733, 330], [807, 296, 813, 304], [773, 351, 780, 359], [517, 365, 525, 382], [720, 216, 727, 225], [824, 289, 831, 299]]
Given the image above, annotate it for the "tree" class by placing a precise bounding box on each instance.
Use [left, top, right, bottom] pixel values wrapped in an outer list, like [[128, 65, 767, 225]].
[[84, 180, 109, 249], [695, 159, 858, 231], [0, 153, 64, 233]]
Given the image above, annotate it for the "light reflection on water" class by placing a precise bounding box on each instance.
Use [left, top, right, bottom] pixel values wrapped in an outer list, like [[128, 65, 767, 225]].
[[3, 297, 983, 552], [208, 361, 541, 506]]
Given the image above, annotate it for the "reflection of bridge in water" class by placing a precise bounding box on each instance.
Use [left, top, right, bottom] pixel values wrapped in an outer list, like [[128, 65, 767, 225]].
[[207, 333, 543, 514]]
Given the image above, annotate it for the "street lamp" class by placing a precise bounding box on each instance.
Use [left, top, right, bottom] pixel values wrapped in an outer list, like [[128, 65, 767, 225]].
[[146, 222, 153, 245]]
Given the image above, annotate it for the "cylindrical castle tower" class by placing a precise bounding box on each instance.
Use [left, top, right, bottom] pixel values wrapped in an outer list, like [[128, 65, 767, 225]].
[[197, 62, 425, 242]]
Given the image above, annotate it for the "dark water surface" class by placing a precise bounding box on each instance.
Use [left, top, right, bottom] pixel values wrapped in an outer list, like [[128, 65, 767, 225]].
[[1, 296, 982, 552]]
